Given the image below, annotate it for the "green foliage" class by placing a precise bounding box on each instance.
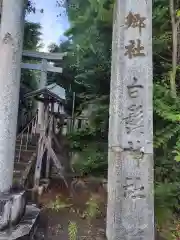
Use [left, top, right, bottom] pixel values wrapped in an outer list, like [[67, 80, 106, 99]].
[[155, 182, 180, 227], [154, 84, 180, 152], [72, 146, 108, 176], [84, 195, 101, 220], [68, 221, 78, 240], [53, 0, 180, 237], [68, 128, 107, 176], [47, 195, 72, 212], [23, 21, 42, 51], [152, 0, 180, 233], [18, 20, 42, 129]]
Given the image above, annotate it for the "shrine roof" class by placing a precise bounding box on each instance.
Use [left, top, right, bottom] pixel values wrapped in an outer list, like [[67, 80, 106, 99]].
[[24, 83, 66, 103]]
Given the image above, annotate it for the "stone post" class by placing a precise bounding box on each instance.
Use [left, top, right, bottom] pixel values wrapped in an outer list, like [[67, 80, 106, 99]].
[[37, 58, 47, 130], [0, 0, 25, 193], [107, 0, 154, 240]]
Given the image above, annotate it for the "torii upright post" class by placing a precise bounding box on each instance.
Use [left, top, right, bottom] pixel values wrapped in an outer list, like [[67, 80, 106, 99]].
[[107, 1, 154, 240], [0, 0, 25, 193], [38, 58, 47, 131]]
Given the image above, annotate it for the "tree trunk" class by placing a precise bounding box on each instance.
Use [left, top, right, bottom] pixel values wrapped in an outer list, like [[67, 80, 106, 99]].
[[107, 0, 154, 239], [0, 0, 25, 193], [169, 0, 177, 98]]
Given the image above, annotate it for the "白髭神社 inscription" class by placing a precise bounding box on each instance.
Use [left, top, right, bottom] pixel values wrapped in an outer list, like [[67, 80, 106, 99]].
[[127, 77, 143, 98], [125, 104, 144, 134], [123, 176, 146, 199]]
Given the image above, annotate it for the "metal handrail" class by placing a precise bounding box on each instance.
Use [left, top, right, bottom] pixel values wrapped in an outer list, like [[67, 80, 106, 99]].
[[17, 111, 38, 139], [17, 112, 38, 162]]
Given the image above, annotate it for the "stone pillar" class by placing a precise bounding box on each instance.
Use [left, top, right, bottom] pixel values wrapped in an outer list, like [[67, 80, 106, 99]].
[[107, 0, 154, 240], [0, 0, 25, 193], [37, 59, 47, 130]]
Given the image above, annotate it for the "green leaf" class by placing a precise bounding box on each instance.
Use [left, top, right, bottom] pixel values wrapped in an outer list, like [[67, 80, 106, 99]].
[[175, 155, 180, 162], [176, 9, 180, 17]]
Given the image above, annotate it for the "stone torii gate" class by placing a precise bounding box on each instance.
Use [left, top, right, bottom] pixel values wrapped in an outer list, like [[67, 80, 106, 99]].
[[0, 0, 40, 238], [21, 50, 66, 132]]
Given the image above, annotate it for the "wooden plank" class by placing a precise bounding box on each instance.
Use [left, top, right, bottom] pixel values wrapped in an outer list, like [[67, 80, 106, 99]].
[[45, 106, 51, 178], [21, 63, 42, 71], [22, 50, 67, 60], [34, 96, 57, 103], [34, 135, 45, 186], [42, 135, 68, 187], [47, 65, 63, 73], [21, 62, 63, 73], [46, 137, 51, 178]]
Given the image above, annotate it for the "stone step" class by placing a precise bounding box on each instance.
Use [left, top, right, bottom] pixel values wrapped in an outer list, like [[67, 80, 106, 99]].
[[13, 177, 21, 186], [16, 133, 39, 139], [16, 144, 36, 151], [13, 159, 33, 174], [15, 157, 33, 164], [16, 140, 37, 147], [14, 162, 28, 171], [13, 169, 21, 175], [13, 171, 22, 179], [16, 135, 39, 145], [14, 157, 33, 165], [15, 149, 35, 160]]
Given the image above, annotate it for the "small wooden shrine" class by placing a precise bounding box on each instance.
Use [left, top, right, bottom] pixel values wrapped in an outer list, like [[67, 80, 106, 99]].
[[25, 83, 68, 187]]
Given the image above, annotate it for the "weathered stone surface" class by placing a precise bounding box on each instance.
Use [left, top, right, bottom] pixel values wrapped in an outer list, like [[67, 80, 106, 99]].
[[0, 191, 26, 230], [107, 0, 154, 239], [0, 0, 25, 193], [11, 191, 26, 226], [0, 195, 11, 230], [0, 205, 40, 240], [108, 150, 153, 239]]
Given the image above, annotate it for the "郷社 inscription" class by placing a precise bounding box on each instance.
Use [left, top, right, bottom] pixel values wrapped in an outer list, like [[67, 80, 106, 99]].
[[125, 11, 146, 34]]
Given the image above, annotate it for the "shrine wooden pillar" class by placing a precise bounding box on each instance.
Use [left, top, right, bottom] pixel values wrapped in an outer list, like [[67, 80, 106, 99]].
[[34, 101, 47, 186], [45, 101, 54, 178]]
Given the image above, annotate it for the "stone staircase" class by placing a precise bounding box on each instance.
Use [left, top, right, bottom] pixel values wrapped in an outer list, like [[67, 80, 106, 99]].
[[12, 115, 72, 189], [13, 134, 38, 187], [0, 121, 40, 239], [13, 115, 39, 188]]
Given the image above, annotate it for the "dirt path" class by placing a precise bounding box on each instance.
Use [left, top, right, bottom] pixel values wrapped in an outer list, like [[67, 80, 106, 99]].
[[36, 178, 107, 240]]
